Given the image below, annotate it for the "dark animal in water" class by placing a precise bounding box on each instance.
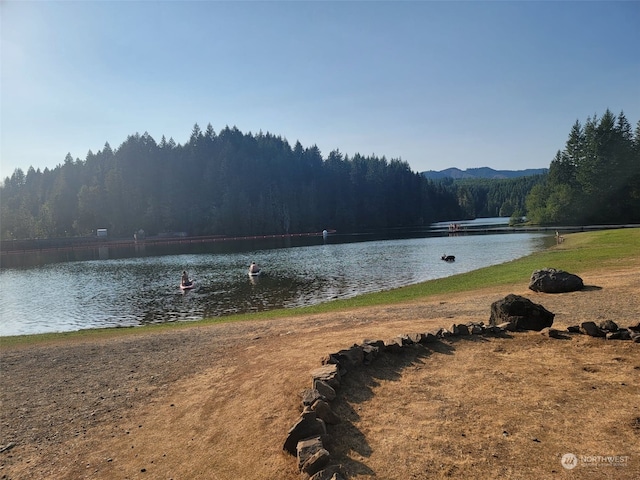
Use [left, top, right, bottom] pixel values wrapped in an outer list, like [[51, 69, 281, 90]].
[[441, 254, 455, 262]]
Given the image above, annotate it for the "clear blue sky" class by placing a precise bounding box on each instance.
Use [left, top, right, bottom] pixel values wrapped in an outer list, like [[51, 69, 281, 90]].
[[2, 1, 639, 180]]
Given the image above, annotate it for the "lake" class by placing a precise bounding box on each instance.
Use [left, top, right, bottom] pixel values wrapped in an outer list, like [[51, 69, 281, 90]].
[[0, 220, 554, 336]]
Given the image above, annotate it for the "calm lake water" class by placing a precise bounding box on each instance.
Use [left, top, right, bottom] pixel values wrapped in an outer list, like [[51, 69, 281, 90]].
[[0, 220, 553, 336]]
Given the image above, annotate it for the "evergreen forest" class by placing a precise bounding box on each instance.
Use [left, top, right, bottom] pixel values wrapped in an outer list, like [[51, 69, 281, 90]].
[[432, 110, 639, 226], [525, 110, 640, 225], [0, 125, 465, 241], [2, 110, 638, 243], [434, 175, 545, 220]]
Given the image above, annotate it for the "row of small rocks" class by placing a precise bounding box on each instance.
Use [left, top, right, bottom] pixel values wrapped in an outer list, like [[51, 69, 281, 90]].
[[282, 293, 638, 480], [562, 319, 640, 340], [281, 320, 512, 480]]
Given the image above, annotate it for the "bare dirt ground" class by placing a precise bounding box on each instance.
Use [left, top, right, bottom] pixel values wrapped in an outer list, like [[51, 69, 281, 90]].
[[1, 266, 639, 480]]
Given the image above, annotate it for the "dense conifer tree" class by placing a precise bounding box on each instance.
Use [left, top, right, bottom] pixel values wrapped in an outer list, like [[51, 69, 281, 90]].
[[1, 127, 464, 240], [526, 110, 640, 225]]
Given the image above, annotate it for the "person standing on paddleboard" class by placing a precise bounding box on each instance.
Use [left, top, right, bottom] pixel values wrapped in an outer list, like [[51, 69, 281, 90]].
[[249, 262, 260, 274]]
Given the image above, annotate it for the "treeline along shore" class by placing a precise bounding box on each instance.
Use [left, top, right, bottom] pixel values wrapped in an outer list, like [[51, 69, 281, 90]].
[[0, 126, 465, 241], [2, 110, 638, 245]]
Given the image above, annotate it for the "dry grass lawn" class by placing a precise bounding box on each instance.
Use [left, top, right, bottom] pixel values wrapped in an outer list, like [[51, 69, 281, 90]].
[[1, 265, 639, 479]]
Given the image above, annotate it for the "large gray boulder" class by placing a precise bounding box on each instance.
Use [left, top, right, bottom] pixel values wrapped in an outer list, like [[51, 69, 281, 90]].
[[529, 268, 584, 293], [489, 294, 555, 331]]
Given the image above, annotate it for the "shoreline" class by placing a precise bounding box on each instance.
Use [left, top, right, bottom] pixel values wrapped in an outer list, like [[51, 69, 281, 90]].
[[2, 230, 639, 479], [3, 227, 638, 340], [1, 261, 639, 479]]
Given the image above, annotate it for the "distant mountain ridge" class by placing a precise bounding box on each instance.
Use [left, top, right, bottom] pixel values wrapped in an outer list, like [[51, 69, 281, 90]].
[[422, 167, 548, 180]]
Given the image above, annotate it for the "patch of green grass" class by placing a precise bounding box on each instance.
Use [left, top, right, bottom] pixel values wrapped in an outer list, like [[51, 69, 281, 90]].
[[2, 228, 638, 347]]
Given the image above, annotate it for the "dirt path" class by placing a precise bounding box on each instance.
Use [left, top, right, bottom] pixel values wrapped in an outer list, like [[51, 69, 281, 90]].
[[1, 266, 639, 479]]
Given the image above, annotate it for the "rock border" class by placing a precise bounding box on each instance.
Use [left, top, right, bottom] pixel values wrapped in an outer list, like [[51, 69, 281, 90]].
[[282, 318, 639, 479]]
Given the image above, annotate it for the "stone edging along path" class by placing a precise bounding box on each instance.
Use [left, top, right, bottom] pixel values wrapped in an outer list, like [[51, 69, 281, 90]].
[[281, 294, 640, 480]]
